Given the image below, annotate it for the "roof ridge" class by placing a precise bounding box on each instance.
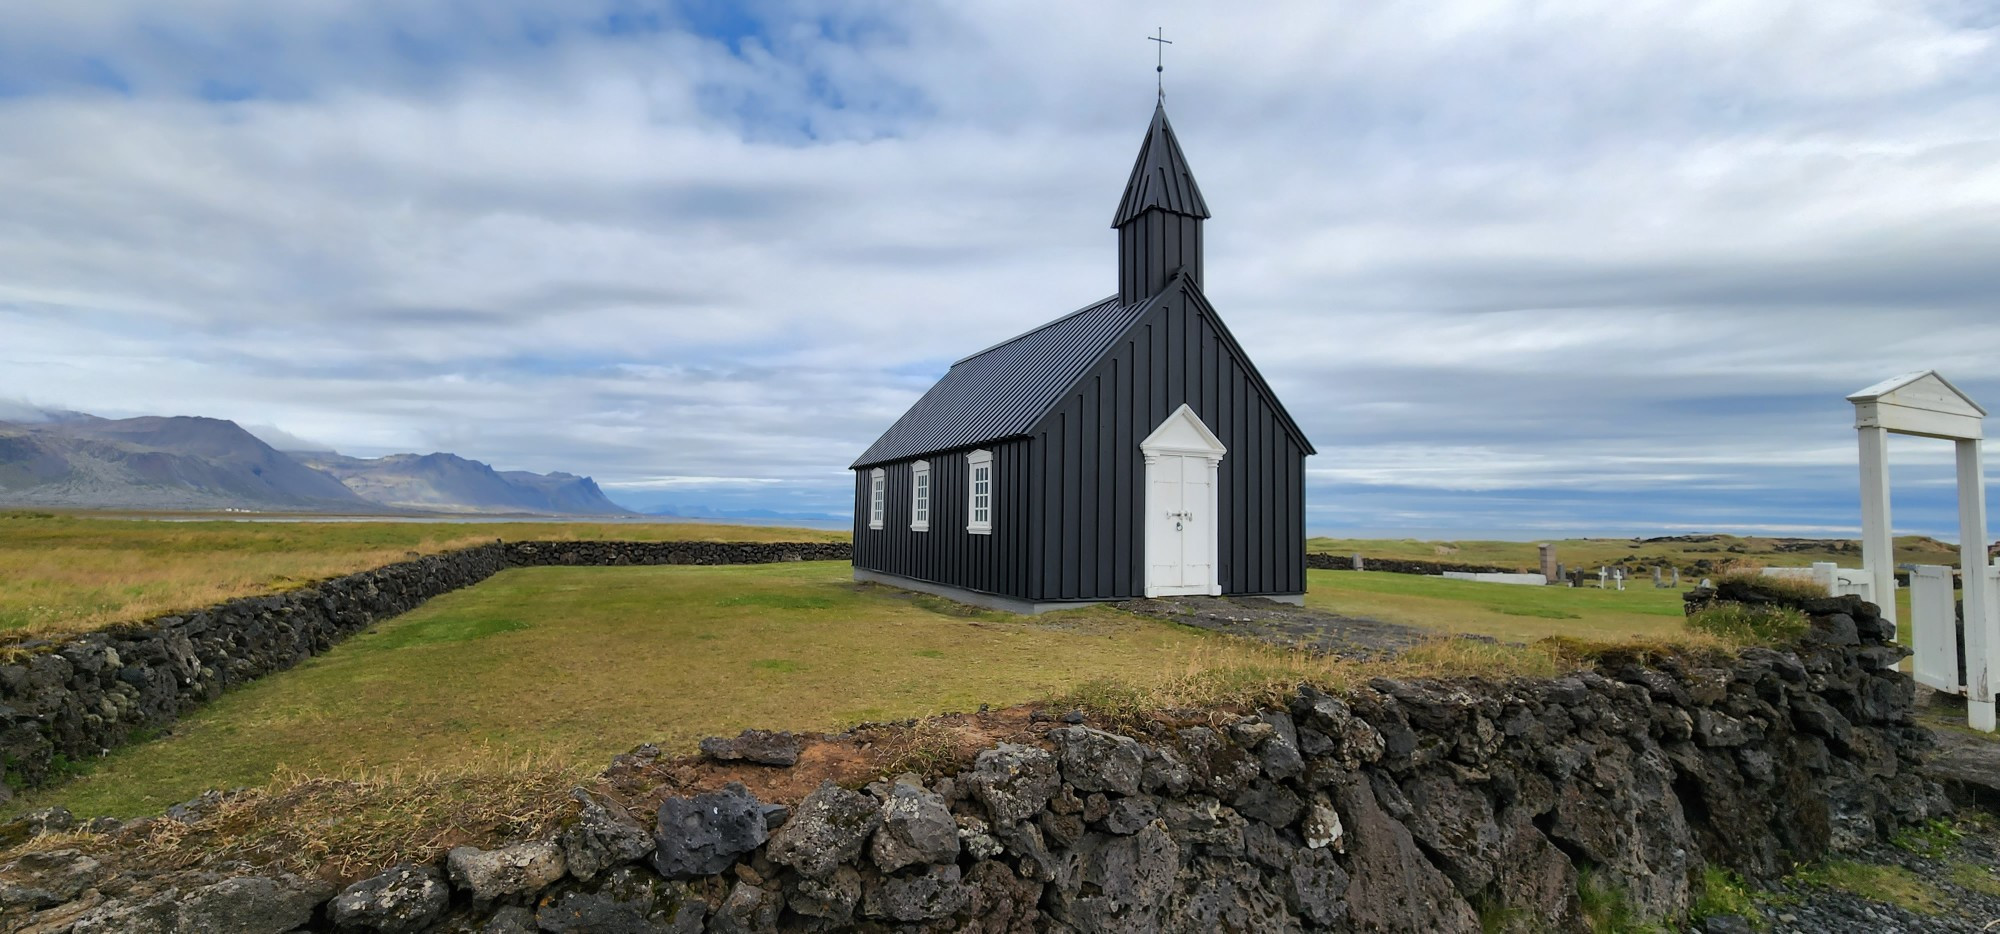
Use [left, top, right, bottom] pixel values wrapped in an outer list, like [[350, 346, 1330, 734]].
[[950, 294, 1122, 367]]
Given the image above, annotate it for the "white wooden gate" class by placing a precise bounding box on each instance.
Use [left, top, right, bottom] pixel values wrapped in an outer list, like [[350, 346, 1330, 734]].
[[1910, 565, 1960, 693]]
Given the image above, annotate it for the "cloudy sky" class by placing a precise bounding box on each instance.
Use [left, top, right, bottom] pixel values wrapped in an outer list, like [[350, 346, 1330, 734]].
[[3, 1, 1999, 536]]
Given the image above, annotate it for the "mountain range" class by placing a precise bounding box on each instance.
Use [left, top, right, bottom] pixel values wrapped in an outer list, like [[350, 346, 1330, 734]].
[[0, 412, 629, 516]]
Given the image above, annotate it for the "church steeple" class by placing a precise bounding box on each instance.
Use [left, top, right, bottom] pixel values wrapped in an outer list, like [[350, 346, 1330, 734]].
[[1114, 101, 1210, 304]]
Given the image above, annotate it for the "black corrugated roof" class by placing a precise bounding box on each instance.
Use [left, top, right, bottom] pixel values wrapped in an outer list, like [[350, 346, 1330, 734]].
[[850, 293, 1155, 468], [1112, 102, 1211, 227]]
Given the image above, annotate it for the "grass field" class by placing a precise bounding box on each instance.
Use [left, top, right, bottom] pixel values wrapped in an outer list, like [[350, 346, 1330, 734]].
[[6, 559, 1707, 820], [1307, 533, 1962, 575], [7, 562, 1225, 816], [0, 511, 846, 636], [1306, 569, 1692, 642]]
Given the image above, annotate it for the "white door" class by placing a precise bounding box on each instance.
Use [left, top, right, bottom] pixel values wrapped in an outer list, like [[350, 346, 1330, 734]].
[[1146, 454, 1215, 595], [1142, 405, 1225, 598]]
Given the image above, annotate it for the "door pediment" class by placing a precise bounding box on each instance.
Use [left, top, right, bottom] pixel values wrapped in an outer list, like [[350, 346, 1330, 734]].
[[1140, 404, 1226, 459]]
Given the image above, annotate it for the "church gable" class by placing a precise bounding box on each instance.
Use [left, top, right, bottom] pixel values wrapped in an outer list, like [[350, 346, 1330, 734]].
[[1029, 277, 1312, 455]]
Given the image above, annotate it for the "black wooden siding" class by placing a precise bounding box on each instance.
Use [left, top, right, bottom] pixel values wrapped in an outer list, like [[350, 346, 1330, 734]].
[[851, 438, 1034, 598], [1118, 211, 1203, 306], [1026, 283, 1308, 600]]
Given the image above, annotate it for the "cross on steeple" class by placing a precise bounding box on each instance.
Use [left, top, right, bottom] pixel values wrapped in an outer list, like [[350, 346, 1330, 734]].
[[1148, 27, 1172, 100]]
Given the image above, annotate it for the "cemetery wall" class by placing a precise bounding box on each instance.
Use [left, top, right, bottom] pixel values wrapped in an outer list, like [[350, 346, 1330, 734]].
[[0, 589, 1949, 932], [1304, 553, 1523, 575], [0, 540, 852, 793]]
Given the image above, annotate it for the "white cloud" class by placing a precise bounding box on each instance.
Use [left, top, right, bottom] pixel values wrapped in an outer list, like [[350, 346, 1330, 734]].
[[1, 0, 1997, 532]]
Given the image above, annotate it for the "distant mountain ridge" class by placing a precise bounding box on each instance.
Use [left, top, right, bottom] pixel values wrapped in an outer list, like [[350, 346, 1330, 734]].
[[297, 451, 628, 515], [0, 413, 630, 516]]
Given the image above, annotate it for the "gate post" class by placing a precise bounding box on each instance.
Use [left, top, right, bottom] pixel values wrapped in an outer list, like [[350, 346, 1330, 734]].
[[1958, 438, 1993, 730], [1857, 425, 1896, 631]]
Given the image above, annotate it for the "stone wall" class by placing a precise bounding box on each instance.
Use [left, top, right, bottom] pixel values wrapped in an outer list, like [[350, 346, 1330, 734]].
[[1, 589, 1946, 932], [1304, 553, 1523, 575], [503, 540, 851, 567], [0, 540, 853, 794]]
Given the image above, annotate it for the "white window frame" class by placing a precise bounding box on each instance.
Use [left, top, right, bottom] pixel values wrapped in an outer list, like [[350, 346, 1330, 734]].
[[910, 460, 931, 532], [868, 468, 886, 530], [965, 449, 993, 535]]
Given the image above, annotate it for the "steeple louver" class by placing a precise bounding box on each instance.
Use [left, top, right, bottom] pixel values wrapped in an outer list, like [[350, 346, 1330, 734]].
[[1114, 102, 1209, 304]]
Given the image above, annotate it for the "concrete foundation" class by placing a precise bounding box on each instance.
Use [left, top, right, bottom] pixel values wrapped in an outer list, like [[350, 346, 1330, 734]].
[[853, 569, 1304, 614]]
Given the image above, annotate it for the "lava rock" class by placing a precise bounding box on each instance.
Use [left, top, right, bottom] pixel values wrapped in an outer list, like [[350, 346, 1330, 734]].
[[709, 880, 782, 933], [767, 780, 881, 880], [788, 865, 862, 923], [447, 841, 567, 903], [698, 729, 803, 767], [535, 866, 703, 934], [961, 743, 1060, 826], [70, 873, 331, 934], [1051, 726, 1147, 796], [651, 782, 769, 880], [559, 788, 654, 881], [871, 781, 959, 871], [865, 862, 972, 923], [327, 863, 450, 933], [0, 848, 100, 910]]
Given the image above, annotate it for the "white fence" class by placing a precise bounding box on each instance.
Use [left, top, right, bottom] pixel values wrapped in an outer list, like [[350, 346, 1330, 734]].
[[1440, 571, 1549, 587], [1758, 562, 1874, 603]]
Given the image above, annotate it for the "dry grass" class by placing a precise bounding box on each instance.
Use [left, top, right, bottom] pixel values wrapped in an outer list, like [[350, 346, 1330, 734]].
[[0, 511, 845, 637], [22, 753, 589, 884], [1048, 630, 1730, 716], [1713, 569, 1835, 604]]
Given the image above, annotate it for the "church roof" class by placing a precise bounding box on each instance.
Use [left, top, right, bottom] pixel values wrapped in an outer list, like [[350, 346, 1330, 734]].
[[1112, 102, 1211, 227], [850, 292, 1157, 468]]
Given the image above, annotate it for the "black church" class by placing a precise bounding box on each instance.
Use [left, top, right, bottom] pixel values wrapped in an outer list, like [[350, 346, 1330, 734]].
[[850, 101, 1314, 613]]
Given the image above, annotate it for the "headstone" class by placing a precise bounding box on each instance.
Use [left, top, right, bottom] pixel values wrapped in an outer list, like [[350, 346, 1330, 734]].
[[1652, 566, 1664, 588], [1598, 567, 1608, 589], [1613, 568, 1625, 591], [1538, 544, 1557, 582], [1351, 554, 1363, 571], [1670, 567, 1680, 587]]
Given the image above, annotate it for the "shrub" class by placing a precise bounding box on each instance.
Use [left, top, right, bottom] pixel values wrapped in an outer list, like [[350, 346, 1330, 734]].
[[1685, 602, 1810, 646], [1714, 569, 1830, 605]]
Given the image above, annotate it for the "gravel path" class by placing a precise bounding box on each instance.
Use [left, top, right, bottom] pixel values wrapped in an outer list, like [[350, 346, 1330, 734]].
[[1702, 830, 2000, 933], [1113, 595, 1439, 659], [1702, 705, 2000, 934]]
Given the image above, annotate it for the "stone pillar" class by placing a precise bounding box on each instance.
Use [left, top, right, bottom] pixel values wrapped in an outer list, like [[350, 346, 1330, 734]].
[[1538, 544, 1556, 582], [1351, 554, 1363, 571]]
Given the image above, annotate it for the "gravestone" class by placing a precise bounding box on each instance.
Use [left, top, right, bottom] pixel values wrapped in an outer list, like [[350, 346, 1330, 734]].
[[1538, 544, 1557, 582], [1351, 554, 1363, 571]]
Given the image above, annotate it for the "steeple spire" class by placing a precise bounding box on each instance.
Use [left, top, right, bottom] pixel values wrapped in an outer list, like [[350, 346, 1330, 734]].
[[1114, 102, 1210, 303]]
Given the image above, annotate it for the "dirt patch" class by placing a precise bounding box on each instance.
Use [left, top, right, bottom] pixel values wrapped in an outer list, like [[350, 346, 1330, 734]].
[[1116, 595, 1440, 658]]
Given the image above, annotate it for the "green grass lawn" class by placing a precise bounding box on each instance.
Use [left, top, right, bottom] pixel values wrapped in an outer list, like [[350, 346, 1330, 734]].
[[14, 561, 1221, 818], [0, 511, 846, 636], [1305, 569, 1694, 642]]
